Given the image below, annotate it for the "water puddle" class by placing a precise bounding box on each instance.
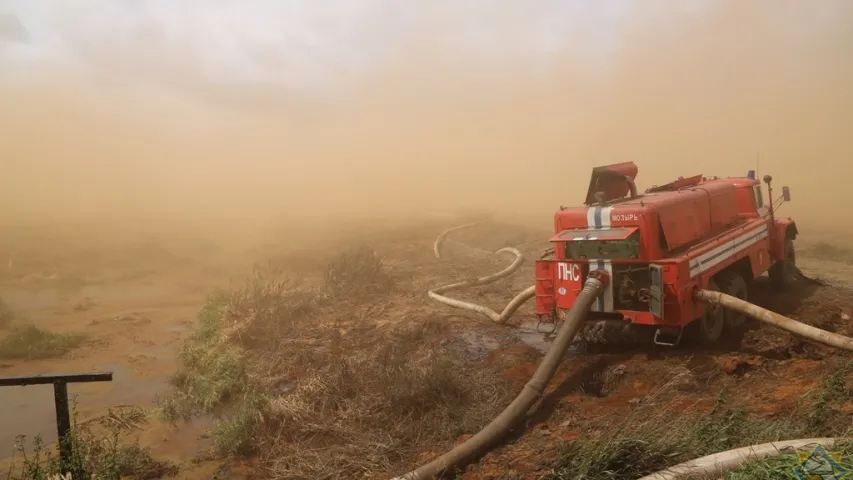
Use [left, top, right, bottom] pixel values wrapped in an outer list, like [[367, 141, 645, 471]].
[[2, 284, 175, 312], [457, 330, 500, 361], [0, 363, 171, 449], [161, 417, 213, 459], [454, 321, 586, 357], [516, 322, 554, 354], [94, 363, 171, 406], [134, 345, 175, 358], [455, 322, 576, 359], [0, 384, 57, 452], [165, 323, 190, 333]]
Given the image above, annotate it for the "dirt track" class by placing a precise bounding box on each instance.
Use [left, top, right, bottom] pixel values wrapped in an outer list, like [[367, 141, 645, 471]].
[[0, 218, 852, 479]]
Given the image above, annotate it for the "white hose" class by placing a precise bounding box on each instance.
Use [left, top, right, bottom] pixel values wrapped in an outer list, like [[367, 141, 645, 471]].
[[695, 288, 853, 352], [434, 222, 484, 259], [638, 438, 840, 480], [430, 224, 536, 325]]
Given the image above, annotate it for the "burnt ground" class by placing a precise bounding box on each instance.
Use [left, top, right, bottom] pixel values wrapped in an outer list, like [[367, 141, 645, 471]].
[[0, 217, 851, 479]]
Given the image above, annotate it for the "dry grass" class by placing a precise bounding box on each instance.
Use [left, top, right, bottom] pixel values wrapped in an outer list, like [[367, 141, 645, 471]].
[[256, 340, 508, 478], [323, 246, 395, 298], [10, 404, 177, 480], [0, 298, 86, 360], [164, 245, 513, 478], [0, 323, 85, 360], [546, 364, 853, 480]]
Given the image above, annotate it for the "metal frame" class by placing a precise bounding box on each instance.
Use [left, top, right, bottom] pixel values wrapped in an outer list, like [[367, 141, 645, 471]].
[[0, 371, 113, 473]]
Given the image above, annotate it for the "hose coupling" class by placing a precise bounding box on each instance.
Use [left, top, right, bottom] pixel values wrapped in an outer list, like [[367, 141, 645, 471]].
[[586, 269, 611, 289]]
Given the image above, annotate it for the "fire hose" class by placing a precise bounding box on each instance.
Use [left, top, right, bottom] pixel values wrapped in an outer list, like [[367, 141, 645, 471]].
[[391, 223, 853, 480], [695, 288, 853, 351], [427, 247, 535, 325], [429, 223, 536, 325], [637, 438, 841, 480], [391, 272, 609, 480], [433, 222, 484, 260]]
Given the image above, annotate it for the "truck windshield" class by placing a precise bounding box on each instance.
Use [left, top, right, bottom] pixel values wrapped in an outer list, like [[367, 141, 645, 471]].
[[555, 227, 641, 260]]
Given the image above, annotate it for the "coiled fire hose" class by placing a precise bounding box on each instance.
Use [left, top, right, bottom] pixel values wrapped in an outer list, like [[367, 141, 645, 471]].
[[391, 223, 853, 480], [427, 246, 535, 325], [429, 223, 535, 325]]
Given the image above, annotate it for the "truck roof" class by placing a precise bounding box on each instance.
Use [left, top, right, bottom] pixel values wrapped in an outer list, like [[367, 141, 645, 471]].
[[607, 176, 759, 210], [554, 171, 764, 256]]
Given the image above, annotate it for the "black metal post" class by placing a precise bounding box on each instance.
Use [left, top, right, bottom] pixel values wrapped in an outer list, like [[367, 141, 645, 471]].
[[53, 381, 71, 473], [0, 372, 113, 474]]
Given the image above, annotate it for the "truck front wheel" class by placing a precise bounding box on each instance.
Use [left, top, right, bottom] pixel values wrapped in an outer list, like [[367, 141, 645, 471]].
[[769, 232, 797, 292]]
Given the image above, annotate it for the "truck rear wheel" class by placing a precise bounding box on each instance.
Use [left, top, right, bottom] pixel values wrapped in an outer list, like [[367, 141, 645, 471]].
[[718, 271, 749, 329], [693, 278, 725, 344], [769, 232, 797, 292]]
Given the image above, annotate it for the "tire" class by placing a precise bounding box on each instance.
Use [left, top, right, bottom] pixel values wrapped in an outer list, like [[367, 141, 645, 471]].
[[769, 232, 797, 292], [693, 278, 725, 344], [717, 271, 749, 329]]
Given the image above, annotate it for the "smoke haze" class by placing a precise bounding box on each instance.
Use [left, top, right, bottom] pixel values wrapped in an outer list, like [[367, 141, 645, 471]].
[[1, 0, 851, 239]]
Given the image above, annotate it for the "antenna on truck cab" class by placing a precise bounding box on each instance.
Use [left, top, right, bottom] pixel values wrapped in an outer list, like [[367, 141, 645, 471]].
[[756, 153, 760, 182]]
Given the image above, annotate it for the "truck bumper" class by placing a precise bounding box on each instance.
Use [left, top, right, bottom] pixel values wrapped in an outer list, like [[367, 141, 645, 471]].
[[556, 308, 662, 326]]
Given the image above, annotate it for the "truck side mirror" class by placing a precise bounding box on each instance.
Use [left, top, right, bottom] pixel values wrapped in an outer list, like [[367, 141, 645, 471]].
[[782, 186, 791, 202]]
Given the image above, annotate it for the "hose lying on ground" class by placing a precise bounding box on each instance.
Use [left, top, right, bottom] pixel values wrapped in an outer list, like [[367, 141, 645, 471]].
[[391, 273, 609, 480], [638, 438, 841, 480], [695, 288, 853, 352], [434, 222, 484, 259], [428, 247, 535, 325], [429, 223, 536, 325]]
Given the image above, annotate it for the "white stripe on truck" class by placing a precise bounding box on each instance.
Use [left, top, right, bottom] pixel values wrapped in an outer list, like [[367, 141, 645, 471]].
[[688, 224, 769, 277], [586, 205, 614, 311], [589, 259, 614, 312]]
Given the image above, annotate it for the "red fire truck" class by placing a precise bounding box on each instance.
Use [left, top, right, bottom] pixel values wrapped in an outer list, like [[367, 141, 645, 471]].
[[533, 162, 796, 346]]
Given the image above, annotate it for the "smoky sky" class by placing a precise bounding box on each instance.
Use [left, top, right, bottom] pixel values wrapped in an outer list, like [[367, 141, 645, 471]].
[[1, 1, 852, 229], [4, 1, 849, 116], [0, 1, 683, 107]]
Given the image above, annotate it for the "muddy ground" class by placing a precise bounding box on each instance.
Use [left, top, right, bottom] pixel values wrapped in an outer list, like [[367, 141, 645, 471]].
[[0, 217, 851, 479]]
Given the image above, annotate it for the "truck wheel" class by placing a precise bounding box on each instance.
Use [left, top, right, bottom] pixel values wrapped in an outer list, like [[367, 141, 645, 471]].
[[769, 233, 797, 292], [694, 278, 725, 344], [718, 271, 749, 329]]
